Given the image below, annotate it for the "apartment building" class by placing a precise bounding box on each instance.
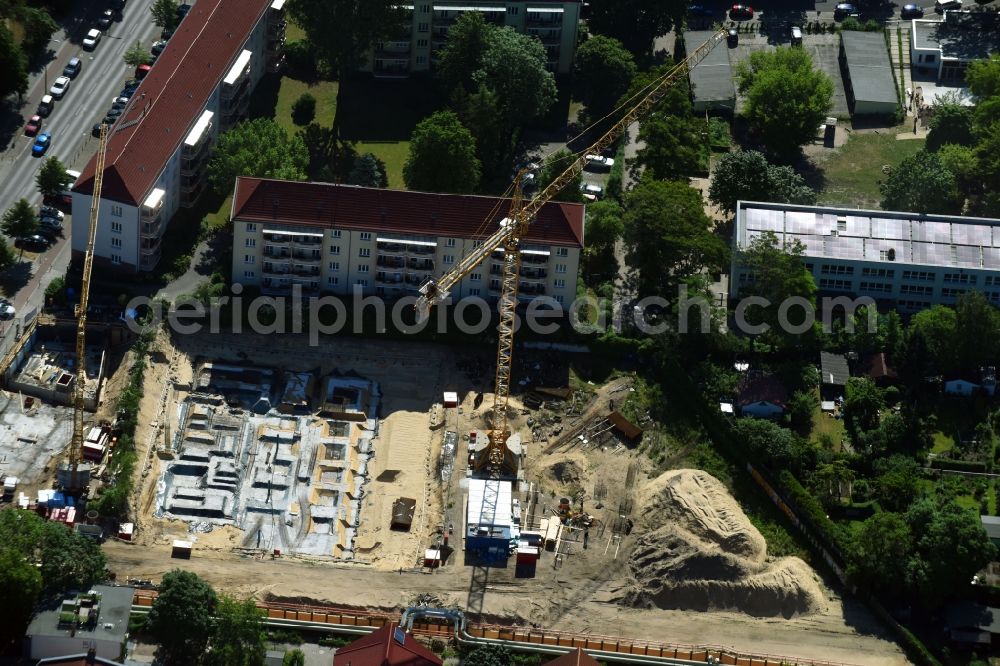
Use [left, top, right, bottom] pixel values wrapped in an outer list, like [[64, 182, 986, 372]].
[[229, 177, 584, 304], [71, 0, 286, 273], [731, 201, 1000, 313], [365, 0, 581, 77]]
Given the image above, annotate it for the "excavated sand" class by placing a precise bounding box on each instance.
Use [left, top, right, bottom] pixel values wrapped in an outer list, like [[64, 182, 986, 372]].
[[620, 469, 826, 618]]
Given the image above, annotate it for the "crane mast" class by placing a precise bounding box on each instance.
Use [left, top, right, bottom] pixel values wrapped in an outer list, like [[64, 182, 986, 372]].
[[416, 31, 724, 479], [59, 123, 109, 491]]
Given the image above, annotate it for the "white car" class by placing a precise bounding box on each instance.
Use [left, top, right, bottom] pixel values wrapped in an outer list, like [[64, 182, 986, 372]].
[[49, 76, 71, 99], [585, 154, 615, 170], [0, 302, 15, 320], [83, 28, 102, 49], [580, 182, 604, 201]]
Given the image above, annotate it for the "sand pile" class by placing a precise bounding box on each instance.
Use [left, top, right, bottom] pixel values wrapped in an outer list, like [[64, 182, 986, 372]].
[[618, 469, 825, 618]]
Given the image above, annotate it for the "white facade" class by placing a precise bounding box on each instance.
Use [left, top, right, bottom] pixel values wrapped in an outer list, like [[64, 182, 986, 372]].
[[731, 201, 1000, 313], [365, 1, 581, 77]]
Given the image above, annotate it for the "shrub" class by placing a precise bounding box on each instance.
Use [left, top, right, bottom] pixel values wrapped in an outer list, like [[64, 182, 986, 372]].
[[45, 276, 67, 306], [283, 40, 316, 79], [291, 93, 316, 125]]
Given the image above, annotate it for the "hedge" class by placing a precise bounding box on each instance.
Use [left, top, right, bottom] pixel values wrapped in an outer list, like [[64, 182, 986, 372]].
[[930, 458, 988, 473]]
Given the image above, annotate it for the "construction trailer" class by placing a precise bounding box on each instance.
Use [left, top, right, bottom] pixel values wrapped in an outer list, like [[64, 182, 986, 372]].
[[171, 540, 193, 559], [466, 478, 515, 562], [391, 497, 416, 531]]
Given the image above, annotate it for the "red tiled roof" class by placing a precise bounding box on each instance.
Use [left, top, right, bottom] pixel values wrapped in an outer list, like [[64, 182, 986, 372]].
[[736, 374, 788, 408], [332, 623, 442, 666], [232, 178, 585, 248], [545, 648, 602, 666], [861, 352, 897, 381], [74, 0, 271, 205]]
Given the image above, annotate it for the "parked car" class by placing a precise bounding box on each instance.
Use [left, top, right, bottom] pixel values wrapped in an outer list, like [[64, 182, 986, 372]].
[[83, 28, 102, 49], [92, 121, 109, 137], [39, 205, 64, 221], [176, 3, 192, 19], [15, 235, 51, 251], [59, 170, 81, 205], [111, 96, 129, 111], [151, 39, 167, 55], [63, 57, 82, 78], [106, 107, 123, 119], [135, 63, 151, 79], [24, 115, 42, 136], [161, 26, 174, 39], [900, 3, 924, 17], [580, 182, 604, 201], [790, 25, 802, 45], [31, 132, 51, 156], [110, 0, 125, 9], [97, 9, 114, 28], [40, 215, 62, 231], [0, 301, 15, 320], [49, 75, 71, 99], [834, 2, 859, 18], [934, 0, 962, 11], [729, 4, 754, 19], [37, 95, 54, 117], [584, 154, 615, 171], [727, 28, 738, 46], [688, 4, 714, 16]]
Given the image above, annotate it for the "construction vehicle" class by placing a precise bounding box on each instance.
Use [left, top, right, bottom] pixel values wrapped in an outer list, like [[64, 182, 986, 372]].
[[56, 123, 109, 491], [415, 30, 725, 481]]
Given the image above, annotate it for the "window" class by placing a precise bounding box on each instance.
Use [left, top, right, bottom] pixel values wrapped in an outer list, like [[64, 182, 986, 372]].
[[819, 278, 852, 291], [111, 237, 122, 248], [416, 55, 426, 64], [245, 238, 256, 248], [244, 270, 256, 279], [555, 264, 566, 274], [331, 229, 341, 238], [555, 295, 564, 304], [473, 240, 483, 248], [329, 245, 340, 255], [490, 279, 500, 290], [986, 276, 1000, 287], [507, 5, 519, 13], [859, 281, 891, 293], [420, 3, 429, 11], [836, 217, 847, 232], [902, 270, 934, 281], [111, 221, 122, 233], [820, 264, 853, 275], [328, 261, 340, 272], [470, 273, 481, 281], [360, 232, 372, 241], [244, 254, 255, 264], [358, 264, 369, 273], [470, 288, 480, 296], [446, 238, 456, 247], [246, 223, 257, 232], [327, 276, 339, 286], [356, 279, 369, 287], [901, 284, 933, 296], [110, 254, 121, 265], [111, 204, 123, 217], [417, 38, 428, 47], [944, 273, 976, 285], [554, 278, 566, 288], [443, 255, 454, 264], [418, 22, 428, 31], [556, 247, 568, 257], [359, 248, 370, 258], [942, 287, 969, 299], [862, 267, 894, 278]]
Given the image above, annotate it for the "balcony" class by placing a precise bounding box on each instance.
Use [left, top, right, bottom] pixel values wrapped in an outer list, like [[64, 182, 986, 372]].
[[377, 256, 405, 269], [376, 40, 411, 56], [407, 258, 434, 271], [263, 262, 290, 275], [373, 59, 410, 78], [526, 12, 562, 27], [376, 272, 404, 284], [140, 248, 161, 269], [527, 27, 561, 44], [180, 151, 210, 177], [291, 265, 320, 277], [264, 245, 291, 259], [141, 216, 163, 238], [404, 274, 426, 286], [267, 19, 286, 36], [518, 283, 547, 296], [521, 267, 547, 280]]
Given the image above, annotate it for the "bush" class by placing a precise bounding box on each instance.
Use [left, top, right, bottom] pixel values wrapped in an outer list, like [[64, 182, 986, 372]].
[[707, 117, 731, 150], [930, 458, 988, 472], [283, 40, 317, 79], [45, 276, 67, 306], [291, 93, 317, 125]]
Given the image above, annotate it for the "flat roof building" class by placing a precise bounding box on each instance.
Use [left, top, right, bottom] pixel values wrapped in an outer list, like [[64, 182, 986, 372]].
[[467, 478, 514, 562], [25, 586, 132, 662], [731, 201, 1000, 313], [229, 178, 584, 303], [911, 12, 1000, 83], [839, 31, 898, 116], [71, 0, 286, 272], [687, 30, 735, 113]]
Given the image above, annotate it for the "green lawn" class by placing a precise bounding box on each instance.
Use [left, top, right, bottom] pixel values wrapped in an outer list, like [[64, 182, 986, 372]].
[[810, 400, 847, 451], [931, 431, 955, 455], [816, 132, 926, 209], [274, 78, 340, 136], [355, 141, 410, 189]]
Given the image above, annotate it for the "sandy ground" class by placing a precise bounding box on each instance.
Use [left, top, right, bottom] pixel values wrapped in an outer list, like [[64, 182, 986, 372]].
[[98, 331, 909, 665]]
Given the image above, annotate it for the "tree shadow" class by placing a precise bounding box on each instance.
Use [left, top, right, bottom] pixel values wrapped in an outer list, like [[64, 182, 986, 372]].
[[247, 72, 281, 121], [0, 260, 36, 298], [337, 74, 440, 143]]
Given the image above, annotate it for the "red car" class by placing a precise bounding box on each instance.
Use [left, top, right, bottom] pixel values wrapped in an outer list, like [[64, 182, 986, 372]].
[[24, 115, 42, 136], [729, 3, 754, 18], [135, 63, 152, 79]]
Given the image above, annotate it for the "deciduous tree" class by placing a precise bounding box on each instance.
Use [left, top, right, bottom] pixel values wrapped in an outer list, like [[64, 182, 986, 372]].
[[736, 48, 833, 160], [123, 40, 150, 69], [847, 512, 913, 597], [437, 11, 491, 95], [581, 199, 623, 284], [880, 150, 962, 215], [0, 549, 43, 652], [403, 111, 480, 193], [926, 96, 976, 152], [464, 644, 512, 666], [36, 156, 73, 200], [635, 113, 704, 181], [2, 198, 39, 251], [207, 119, 308, 196], [572, 35, 637, 122], [0, 509, 106, 594], [150, 0, 179, 30], [17, 6, 58, 55], [623, 178, 729, 301], [347, 153, 388, 188], [708, 150, 815, 217], [843, 376, 884, 438], [965, 54, 1000, 128], [205, 597, 265, 666], [588, 0, 683, 56], [0, 22, 28, 100], [0, 237, 15, 272], [148, 570, 217, 665]]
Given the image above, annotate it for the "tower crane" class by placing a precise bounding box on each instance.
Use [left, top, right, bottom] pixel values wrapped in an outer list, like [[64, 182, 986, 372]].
[[57, 122, 110, 492], [416, 31, 725, 480]]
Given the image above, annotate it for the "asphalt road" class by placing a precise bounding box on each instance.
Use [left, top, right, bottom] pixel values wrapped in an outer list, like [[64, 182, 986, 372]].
[[0, 0, 160, 316]]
